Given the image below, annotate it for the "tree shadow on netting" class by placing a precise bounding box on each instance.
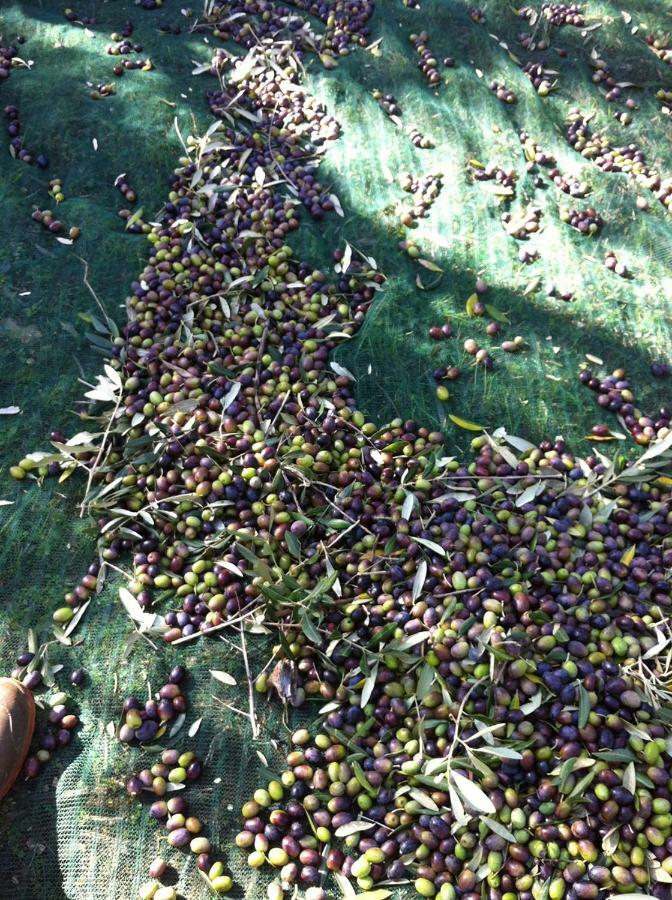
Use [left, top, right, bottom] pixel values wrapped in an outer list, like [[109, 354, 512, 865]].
[[0, 5, 210, 898]]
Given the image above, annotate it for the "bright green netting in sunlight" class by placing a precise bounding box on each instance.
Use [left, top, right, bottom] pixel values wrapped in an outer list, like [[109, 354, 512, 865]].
[[1, 0, 672, 898]]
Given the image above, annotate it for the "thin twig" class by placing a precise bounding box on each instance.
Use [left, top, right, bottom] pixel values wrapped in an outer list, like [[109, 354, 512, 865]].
[[213, 695, 253, 721], [79, 391, 122, 518], [239, 623, 260, 739], [76, 256, 116, 333]]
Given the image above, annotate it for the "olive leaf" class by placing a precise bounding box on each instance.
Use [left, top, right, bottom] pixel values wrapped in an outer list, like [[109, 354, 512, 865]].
[[414, 536, 446, 557], [165, 782, 186, 793], [418, 258, 443, 273], [622, 761, 636, 795], [568, 768, 596, 800], [602, 825, 619, 856], [169, 713, 186, 738], [577, 684, 591, 729], [188, 717, 202, 738], [334, 821, 376, 838], [330, 361, 357, 381], [220, 382, 241, 412], [450, 771, 496, 814], [474, 745, 522, 760], [515, 482, 546, 507], [210, 670, 237, 686], [409, 788, 439, 812], [621, 544, 636, 566], [124, 207, 145, 231], [643, 627, 670, 660], [329, 193, 344, 217], [352, 760, 377, 797], [481, 816, 516, 842], [360, 661, 379, 708], [606, 895, 656, 900], [653, 867, 672, 884], [484, 304, 509, 323], [300, 612, 321, 644], [448, 414, 484, 432], [401, 492, 416, 521], [470, 721, 503, 745], [285, 530, 301, 559], [334, 872, 357, 900], [119, 588, 162, 631], [595, 749, 635, 763], [416, 664, 434, 701], [354, 891, 392, 900], [341, 242, 353, 274], [216, 560, 244, 578], [448, 784, 468, 826], [520, 692, 543, 715], [412, 560, 427, 601], [465, 293, 479, 316], [84, 365, 122, 403]]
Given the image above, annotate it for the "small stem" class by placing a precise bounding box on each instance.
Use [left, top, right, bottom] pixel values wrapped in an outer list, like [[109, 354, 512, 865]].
[[239, 623, 260, 739]]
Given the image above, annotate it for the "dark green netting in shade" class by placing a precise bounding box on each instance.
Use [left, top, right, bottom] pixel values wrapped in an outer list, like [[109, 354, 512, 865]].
[[1, 1, 672, 898]]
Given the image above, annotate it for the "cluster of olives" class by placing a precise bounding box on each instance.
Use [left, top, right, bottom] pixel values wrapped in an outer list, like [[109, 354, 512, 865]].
[[490, 80, 517, 104], [518, 32, 549, 53], [48, 176, 65, 203], [472, 161, 517, 195], [604, 250, 630, 278], [548, 284, 575, 302], [205, 0, 374, 60], [522, 60, 554, 95], [580, 367, 671, 445], [561, 206, 603, 236], [655, 88, 672, 115], [118, 666, 188, 744], [115, 175, 138, 204], [399, 172, 443, 227], [0, 38, 20, 81], [519, 132, 556, 167], [646, 33, 672, 66], [501, 205, 543, 239], [90, 83, 115, 100], [549, 168, 590, 198], [64, 8, 96, 26], [566, 110, 672, 211], [112, 58, 154, 76], [10, 651, 84, 782], [407, 126, 435, 149], [107, 38, 143, 56], [127, 743, 233, 895], [591, 56, 636, 111], [4, 104, 48, 168], [651, 361, 672, 379], [543, 3, 585, 27], [371, 89, 402, 121], [409, 31, 442, 87], [111, 20, 134, 40], [30, 208, 79, 241]]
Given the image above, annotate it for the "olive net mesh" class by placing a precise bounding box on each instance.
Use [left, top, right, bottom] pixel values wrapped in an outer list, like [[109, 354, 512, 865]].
[[0, 0, 672, 898]]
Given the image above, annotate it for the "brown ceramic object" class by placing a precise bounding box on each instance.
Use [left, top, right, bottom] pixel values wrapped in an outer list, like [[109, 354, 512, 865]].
[[0, 677, 36, 801]]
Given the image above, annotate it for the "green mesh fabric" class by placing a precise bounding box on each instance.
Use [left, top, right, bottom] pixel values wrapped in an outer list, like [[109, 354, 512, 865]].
[[2, 1, 672, 898]]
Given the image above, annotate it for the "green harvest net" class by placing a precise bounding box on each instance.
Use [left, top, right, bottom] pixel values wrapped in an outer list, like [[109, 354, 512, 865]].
[[1, 1, 672, 898]]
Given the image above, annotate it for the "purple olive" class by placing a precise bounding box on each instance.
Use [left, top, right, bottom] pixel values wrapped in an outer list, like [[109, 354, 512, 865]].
[[134, 719, 159, 742]]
